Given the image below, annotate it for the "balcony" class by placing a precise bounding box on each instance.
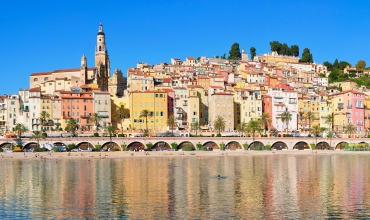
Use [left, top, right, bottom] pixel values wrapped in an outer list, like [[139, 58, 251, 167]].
[[355, 105, 364, 109], [337, 103, 343, 109], [81, 115, 90, 118], [183, 102, 188, 106], [356, 122, 363, 126], [100, 115, 109, 118], [176, 117, 182, 120], [347, 104, 352, 109], [176, 109, 183, 114]]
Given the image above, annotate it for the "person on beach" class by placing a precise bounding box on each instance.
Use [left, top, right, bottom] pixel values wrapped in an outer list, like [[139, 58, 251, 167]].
[[218, 175, 220, 179]]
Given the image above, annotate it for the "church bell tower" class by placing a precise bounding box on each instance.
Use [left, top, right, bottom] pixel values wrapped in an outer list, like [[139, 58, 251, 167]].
[[94, 23, 110, 91]]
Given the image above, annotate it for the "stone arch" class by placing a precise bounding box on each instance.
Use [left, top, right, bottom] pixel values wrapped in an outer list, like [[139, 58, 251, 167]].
[[225, 141, 242, 150], [152, 141, 171, 151], [249, 141, 264, 150], [23, 142, 38, 150], [202, 141, 219, 150], [101, 141, 121, 151], [0, 142, 14, 151], [54, 142, 67, 147], [76, 142, 94, 150], [126, 141, 145, 151], [335, 142, 348, 150], [293, 141, 310, 150], [271, 141, 288, 150], [178, 141, 195, 151], [316, 141, 330, 150]]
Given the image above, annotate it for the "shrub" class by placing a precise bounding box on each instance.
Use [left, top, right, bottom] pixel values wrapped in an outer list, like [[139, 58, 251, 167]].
[[308, 134, 311, 137], [121, 144, 127, 151], [253, 145, 271, 151], [113, 146, 121, 151], [367, 134, 370, 138], [310, 143, 315, 150], [34, 148, 48, 152], [51, 147, 59, 152], [146, 143, 153, 149], [95, 144, 101, 150], [182, 145, 195, 151], [220, 143, 225, 150], [199, 146, 207, 151], [216, 133, 222, 137], [42, 132, 47, 138], [67, 144, 76, 151], [59, 128, 63, 131], [243, 143, 249, 150], [171, 142, 178, 149], [93, 133, 99, 137], [196, 143, 202, 150], [118, 133, 125, 137]]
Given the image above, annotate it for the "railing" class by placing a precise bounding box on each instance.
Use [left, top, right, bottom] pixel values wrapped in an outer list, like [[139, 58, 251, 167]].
[[355, 105, 364, 109], [183, 102, 188, 106], [347, 104, 352, 109], [338, 104, 343, 109]]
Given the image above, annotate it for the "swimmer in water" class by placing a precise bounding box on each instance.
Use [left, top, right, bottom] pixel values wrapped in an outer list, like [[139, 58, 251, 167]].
[[218, 175, 220, 179]]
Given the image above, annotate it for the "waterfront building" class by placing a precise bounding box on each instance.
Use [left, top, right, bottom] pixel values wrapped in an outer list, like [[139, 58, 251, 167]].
[[209, 91, 234, 132], [129, 90, 168, 132], [240, 89, 262, 123]]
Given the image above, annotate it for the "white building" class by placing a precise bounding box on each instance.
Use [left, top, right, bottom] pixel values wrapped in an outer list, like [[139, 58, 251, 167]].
[[268, 88, 298, 132]]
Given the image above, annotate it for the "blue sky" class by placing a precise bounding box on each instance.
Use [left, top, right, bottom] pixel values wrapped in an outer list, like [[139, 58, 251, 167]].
[[1, 0, 370, 94]]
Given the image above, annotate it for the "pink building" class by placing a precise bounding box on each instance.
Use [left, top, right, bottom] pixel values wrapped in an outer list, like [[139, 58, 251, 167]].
[[344, 91, 365, 133]]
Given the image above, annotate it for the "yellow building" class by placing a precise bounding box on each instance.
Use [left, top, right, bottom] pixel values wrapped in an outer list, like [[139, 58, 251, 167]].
[[111, 96, 131, 131], [240, 89, 262, 123], [129, 90, 168, 132], [187, 88, 201, 126], [40, 96, 53, 130]]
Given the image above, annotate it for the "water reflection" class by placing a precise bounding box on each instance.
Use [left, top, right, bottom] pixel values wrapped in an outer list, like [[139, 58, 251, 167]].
[[0, 155, 369, 218]]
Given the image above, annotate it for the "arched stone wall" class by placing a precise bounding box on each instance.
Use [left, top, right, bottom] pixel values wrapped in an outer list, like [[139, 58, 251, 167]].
[[248, 141, 264, 150], [178, 141, 195, 150], [153, 141, 171, 150], [335, 142, 348, 150], [202, 141, 219, 150], [76, 142, 94, 150], [101, 141, 121, 151], [316, 141, 330, 150], [271, 141, 288, 150], [225, 141, 242, 150], [126, 141, 145, 151]]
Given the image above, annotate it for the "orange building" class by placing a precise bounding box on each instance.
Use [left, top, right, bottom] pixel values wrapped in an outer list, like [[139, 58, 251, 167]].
[[60, 91, 94, 131]]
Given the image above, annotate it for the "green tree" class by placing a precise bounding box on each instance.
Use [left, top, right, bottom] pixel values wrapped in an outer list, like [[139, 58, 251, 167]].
[[290, 45, 299, 57], [39, 111, 50, 130], [221, 53, 226, 59], [324, 114, 333, 132], [281, 110, 292, 132], [228, 43, 241, 60], [213, 115, 226, 135], [30, 130, 45, 148], [299, 48, 313, 63], [310, 125, 325, 149], [236, 122, 247, 137], [14, 123, 26, 139], [260, 113, 271, 135], [323, 61, 333, 71], [250, 47, 256, 60], [91, 113, 102, 131], [333, 58, 339, 69], [344, 123, 356, 138], [280, 43, 290, 55], [166, 115, 176, 136], [245, 120, 263, 148], [269, 41, 282, 52], [104, 125, 116, 144], [339, 61, 351, 70], [355, 60, 367, 71], [305, 111, 314, 133], [113, 105, 127, 134], [139, 109, 152, 136], [66, 118, 78, 137], [191, 121, 200, 137], [327, 130, 335, 149]]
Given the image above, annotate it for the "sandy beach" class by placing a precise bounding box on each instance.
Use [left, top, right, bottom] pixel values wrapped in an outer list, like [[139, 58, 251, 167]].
[[1, 150, 370, 161]]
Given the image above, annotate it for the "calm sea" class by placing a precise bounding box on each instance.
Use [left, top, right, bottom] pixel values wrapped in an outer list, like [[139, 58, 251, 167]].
[[0, 154, 369, 219]]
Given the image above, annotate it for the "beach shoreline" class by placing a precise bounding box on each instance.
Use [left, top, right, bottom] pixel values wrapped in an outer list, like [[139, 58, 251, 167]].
[[1, 150, 370, 161]]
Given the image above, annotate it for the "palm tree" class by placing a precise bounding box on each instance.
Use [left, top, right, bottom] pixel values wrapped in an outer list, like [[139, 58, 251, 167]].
[[30, 130, 45, 148], [305, 111, 314, 133], [113, 105, 126, 134], [310, 125, 325, 149], [236, 122, 247, 137], [324, 114, 333, 132], [327, 130, 335, 150], [167, 115, 176, 136], [39, 111, 50, 130], [344, 123, 356, 138], [14, 123, 26, 139], [213, 115, 226, 135], [260, 113, 271, 135], [91, 113, 102, 131], [281, 109, 292, 133], [245, 120, 263, 148], [104, 125, 116, 144], [66, 118, 78, 137], [191, 121, 200, 137], [139, 109, 152, 136]]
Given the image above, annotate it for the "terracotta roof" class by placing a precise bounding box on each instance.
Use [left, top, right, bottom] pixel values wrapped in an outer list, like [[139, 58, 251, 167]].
[[163, 78, 171, 83], [29, 87, 41, 92], [30, 72, 52, 76]]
